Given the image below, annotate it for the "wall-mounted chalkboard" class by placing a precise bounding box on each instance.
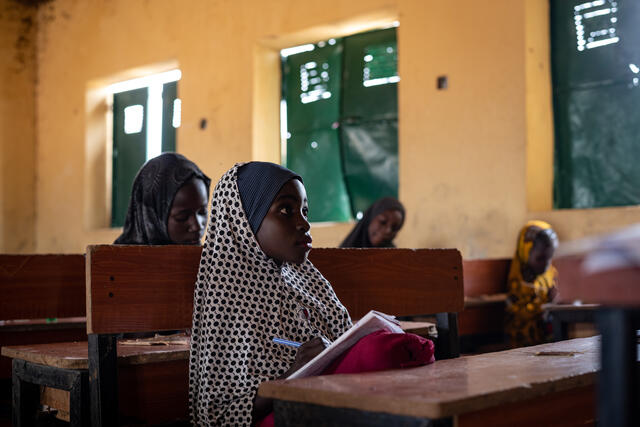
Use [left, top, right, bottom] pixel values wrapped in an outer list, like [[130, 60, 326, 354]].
[[552, 0, 640, 208]]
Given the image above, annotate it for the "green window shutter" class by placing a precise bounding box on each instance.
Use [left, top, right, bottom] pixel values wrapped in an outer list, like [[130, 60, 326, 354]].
[[341, 28, 398, 216], [551, 0, 640, 208], [283, 40, 353, 222], [162, 81, 178, 153], [112, 87, 148, 227]]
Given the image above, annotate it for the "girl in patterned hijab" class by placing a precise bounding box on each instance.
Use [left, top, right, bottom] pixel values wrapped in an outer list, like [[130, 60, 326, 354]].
[[505, 220, 559, 347], [189, 162, 352, 426], [114, 153, 211, 245]]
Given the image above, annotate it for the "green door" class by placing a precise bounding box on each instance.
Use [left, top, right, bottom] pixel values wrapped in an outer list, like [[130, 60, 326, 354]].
[[112, 87, 148, 227]]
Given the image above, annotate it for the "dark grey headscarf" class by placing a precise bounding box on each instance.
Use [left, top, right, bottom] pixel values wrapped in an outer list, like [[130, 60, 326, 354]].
[[114, 153, 211, 245], [340, 197, 405, 248], [236, 161, 302, 235]]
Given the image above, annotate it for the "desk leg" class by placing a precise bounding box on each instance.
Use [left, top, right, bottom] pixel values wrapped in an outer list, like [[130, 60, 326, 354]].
[[596, 308, 639, 427], [12, 360, 38, 427], [89, 333, 119, 427], [272, 400, 451, 427], [435, 313, 459, 360], [550, 314, 569, 342], [11, 359, 89, 427]]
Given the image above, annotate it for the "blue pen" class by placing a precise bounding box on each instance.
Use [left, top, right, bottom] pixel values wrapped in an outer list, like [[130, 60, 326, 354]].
[[272, 337, 302, 348]]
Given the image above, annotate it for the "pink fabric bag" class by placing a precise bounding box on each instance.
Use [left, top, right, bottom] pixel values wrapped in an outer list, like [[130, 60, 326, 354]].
[[258, 331, 435, 426]]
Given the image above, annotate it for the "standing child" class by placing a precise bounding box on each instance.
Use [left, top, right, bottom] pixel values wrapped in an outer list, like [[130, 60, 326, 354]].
[[505, 220, 559, 347]]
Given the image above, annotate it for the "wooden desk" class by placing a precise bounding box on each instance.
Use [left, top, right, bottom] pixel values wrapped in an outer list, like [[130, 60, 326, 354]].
[[543, 303, 599, 341], [260, 337, 604, 426], [0, 318, 86, 380], [1, 341, 189, 426], [555, 253, 640, 427]]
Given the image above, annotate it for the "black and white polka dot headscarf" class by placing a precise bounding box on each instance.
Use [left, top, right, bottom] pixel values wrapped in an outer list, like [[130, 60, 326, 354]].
[[189, 163, 352, 426]]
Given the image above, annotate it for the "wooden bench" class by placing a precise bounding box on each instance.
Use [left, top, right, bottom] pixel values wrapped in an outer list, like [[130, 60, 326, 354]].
[[554, 251, 640, 427], [86, 245, 462, 426], [0, 254, 87, 425], [3, 246, 461, 426], [0, 254, 87, 377], [259, 336, 607, 426], [458, 258, 510, 352]]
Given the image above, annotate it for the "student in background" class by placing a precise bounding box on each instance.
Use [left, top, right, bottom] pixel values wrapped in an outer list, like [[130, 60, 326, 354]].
[[114, 152, 211, 245], [505, 220, 559, 347], [189, 163, 433, 426], [340, 197, 405, 248]]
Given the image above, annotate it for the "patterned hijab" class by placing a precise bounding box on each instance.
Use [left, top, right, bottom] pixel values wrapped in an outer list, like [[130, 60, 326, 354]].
[[509, 220, 558, 287], [340, 197, 405, 248], [189, 163, 352, 426], [114, 153, 211, 245]]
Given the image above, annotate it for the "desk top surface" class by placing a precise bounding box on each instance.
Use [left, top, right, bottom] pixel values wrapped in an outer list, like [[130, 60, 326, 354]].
[[1, 340, 189, 369], [259, 337, 601, 419]]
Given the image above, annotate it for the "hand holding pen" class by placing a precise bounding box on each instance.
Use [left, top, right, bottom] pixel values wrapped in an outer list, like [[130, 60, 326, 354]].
[[273, 336, 328, 373]]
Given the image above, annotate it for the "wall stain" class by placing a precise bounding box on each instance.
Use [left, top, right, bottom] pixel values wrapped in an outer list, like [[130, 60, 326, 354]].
[[5, 0, 54, 73]]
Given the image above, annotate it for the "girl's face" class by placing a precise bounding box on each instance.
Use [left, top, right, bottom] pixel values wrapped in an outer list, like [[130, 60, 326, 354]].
[[167, 178, 208, 244], [527, 238, 555, 276], [256, 179, 312, 265], [367, 209, 404, 247]]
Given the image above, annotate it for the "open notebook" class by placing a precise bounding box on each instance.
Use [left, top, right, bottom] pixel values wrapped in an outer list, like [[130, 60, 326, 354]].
[[287, 310, 404, 379]]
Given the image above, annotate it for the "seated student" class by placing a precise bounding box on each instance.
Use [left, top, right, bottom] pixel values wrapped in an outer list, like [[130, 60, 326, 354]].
[[505, 220, 559, 347], [114, 152, 211, 245], [340, 197, 405, 248], [188, 162, 433, 426]]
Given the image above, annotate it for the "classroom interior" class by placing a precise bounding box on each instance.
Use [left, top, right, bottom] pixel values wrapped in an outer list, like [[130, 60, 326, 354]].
[[1, 0, 639, 426], [2, 0, 639, 257]]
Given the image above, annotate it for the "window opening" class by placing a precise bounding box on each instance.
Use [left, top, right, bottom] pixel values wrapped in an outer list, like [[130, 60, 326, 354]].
[[281, 27, 399, 222], [109, 69, 181, 226]]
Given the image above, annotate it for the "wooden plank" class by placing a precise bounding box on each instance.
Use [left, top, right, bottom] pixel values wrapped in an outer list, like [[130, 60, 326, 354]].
[[87, 246, 462, 334], [0, 323, 86, 379], [309, 248, 464, 319], [259, 336, 600, 419], [1, 341, 189, 370], [461, 258, 510, 297], [0, 254, 85, 320], [555, 254, 640, 305], [86, 245, 201, 334], [457, 385, 595, 427]]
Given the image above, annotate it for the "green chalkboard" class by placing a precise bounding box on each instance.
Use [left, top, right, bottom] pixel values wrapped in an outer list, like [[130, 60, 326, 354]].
[[552, 0, 640, 208]]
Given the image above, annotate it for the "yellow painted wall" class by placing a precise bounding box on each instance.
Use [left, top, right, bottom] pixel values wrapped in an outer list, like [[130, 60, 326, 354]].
[[0, 0, 36, 253], [16, 0, 640, 256]]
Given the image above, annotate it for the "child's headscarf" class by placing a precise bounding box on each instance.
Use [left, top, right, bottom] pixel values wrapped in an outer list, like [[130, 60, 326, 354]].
[[340, 197, 405, 248], [114, 153, 211, 245], [509, 220, 558, 286], [189, 162, 352, 426]]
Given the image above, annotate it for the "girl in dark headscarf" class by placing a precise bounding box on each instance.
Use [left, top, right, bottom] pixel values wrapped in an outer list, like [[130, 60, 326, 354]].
[[114, 153, 211, 245], [340, 197, 405, 248]]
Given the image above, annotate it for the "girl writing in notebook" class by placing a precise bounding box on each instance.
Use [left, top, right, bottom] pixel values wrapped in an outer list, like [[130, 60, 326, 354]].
[[189, 162, 433, 426]]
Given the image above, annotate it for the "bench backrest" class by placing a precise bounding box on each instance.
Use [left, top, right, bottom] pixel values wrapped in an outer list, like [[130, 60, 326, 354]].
[[0, 254, 86, 320], [310, 248, 463, 319], [86, 245, 463, 334], [462, 258, 510, 296]]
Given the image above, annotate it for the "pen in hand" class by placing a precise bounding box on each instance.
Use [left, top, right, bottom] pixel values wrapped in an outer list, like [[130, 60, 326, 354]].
[[272, 337, 302, 348]]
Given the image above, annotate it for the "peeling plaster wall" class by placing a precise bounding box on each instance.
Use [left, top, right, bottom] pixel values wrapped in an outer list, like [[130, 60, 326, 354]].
[[19, 0, 640, 255], [0, 0, 37, 252]]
